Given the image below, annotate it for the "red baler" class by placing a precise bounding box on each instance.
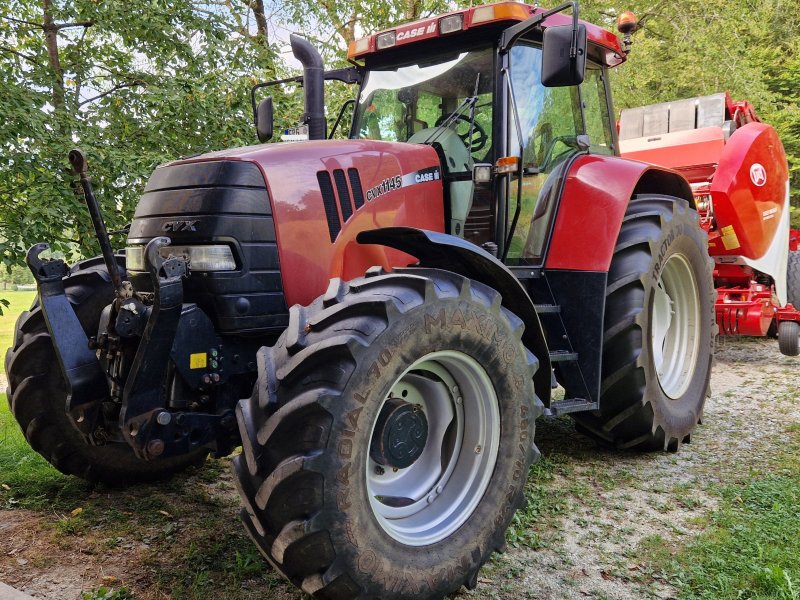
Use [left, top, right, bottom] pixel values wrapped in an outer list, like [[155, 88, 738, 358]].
[[620, 92, 800, 355]]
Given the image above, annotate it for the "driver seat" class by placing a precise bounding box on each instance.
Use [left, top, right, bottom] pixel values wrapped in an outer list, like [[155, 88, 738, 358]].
[[409, 127, 473, 237]]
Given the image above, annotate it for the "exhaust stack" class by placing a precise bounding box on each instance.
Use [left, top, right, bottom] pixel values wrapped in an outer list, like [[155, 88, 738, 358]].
[[290, 34, 326, 140]]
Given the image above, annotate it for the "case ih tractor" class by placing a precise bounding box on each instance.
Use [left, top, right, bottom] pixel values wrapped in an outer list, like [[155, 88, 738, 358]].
[[5, 2, 721, 598], [618, 93, 800, 355]]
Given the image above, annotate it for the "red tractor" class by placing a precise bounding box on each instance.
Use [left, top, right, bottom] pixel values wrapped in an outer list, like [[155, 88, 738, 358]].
[[619, 93, 800, 355], [6, 2, 717, 598]]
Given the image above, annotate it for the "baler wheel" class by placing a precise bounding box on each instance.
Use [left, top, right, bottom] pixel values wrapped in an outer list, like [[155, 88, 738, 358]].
[[787, 250, 800, 309], [778, 321, 799, 356], [572, 194, 715, 451], [4, 256, 207, 484], [233, 268, 542, 599]]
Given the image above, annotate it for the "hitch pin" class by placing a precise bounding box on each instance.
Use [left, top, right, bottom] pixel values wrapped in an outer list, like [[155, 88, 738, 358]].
[[68, 149, 126, 299]]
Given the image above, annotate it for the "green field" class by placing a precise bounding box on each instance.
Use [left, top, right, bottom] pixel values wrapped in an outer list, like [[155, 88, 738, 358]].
[[0, 290, 36, 374]]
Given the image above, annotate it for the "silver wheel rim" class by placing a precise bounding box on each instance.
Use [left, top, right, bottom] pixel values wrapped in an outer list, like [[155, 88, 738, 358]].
[[651, 253, 701, 399], [366, 350, 500, 546]]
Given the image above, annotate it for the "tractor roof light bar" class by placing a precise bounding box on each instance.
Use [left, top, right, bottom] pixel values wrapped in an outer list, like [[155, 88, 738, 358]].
[[499, 1, 580, 54]]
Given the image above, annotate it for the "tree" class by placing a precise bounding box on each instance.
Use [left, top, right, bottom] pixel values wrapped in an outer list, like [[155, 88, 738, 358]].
[[594, 0, 800, 209], [0, 0, 281, 270]]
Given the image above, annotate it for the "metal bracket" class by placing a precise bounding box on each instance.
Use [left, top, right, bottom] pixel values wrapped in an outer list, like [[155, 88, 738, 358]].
[[119, 236, 189, 458], [26, 243, 108, 435]]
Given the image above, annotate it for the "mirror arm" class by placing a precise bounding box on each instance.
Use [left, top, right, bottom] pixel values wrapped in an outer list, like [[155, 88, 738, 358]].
[[329, 99, 356, 139], [569, 2, 580, 58], [250, 67, 361, 130], [250, 76, 303, 129], [324, 67, 363, 85], [499, 1, 576, 53]]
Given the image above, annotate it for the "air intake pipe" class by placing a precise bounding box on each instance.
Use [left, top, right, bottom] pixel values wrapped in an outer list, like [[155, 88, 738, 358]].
[[290, 34, 326, 140]]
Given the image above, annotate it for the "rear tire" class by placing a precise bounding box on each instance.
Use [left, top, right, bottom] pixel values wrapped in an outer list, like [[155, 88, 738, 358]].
[[5, 256, 207, 484], [778, 321, 799, 356], [573, 194, 715, 451], [233, 268, 542, 599]]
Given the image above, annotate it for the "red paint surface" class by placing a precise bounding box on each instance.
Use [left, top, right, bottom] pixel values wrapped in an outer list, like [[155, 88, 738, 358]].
[[710, 123, 789, 260], [715, 283, 776, 336], [545, 155, 667, 272], [180, 140, 445, 307], [620, 127, 725, 179]]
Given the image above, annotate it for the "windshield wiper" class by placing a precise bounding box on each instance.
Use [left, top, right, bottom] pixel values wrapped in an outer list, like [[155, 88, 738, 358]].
[[423, 74, 481, 146]]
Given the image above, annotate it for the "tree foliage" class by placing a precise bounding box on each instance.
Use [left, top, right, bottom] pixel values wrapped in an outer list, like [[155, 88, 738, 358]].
[[1, 0, 798, 273], [0, 0, 282, 265], [589, 0, 800, 208]]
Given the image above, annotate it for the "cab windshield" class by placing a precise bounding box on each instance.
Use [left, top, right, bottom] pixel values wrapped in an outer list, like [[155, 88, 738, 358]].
[[352, 47, 495, 161]]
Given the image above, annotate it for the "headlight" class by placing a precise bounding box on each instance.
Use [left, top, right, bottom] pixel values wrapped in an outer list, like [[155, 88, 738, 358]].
[[126, 244, 236, 272]]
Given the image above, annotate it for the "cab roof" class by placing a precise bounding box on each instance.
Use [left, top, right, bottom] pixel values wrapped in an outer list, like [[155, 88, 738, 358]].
[[348, 1, 626, 67]]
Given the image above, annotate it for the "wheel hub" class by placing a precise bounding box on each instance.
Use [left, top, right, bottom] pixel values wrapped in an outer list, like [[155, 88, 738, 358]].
[[366, 351, 500, 546], [370, 398, 428, 469]]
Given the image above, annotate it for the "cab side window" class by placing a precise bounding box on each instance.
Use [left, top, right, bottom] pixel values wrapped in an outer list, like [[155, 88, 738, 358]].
[[582, 66, 614, 156], [506, 43, 582, 263]]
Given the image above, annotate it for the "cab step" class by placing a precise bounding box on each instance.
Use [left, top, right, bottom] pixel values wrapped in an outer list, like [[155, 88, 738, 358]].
[[548, 350, 578, 362], [543, 398, 598, 417], [534, 304, 561, 314]]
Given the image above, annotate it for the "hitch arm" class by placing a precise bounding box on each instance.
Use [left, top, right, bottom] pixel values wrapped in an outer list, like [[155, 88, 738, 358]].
[[119, 237, 188, 459], [26, 244, 108, 434]]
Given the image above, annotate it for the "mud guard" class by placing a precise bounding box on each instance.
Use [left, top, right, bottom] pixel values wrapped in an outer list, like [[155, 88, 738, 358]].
[[357, 227, 552, 404]]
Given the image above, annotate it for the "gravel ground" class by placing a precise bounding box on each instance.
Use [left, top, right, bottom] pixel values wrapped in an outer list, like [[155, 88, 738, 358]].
[[1, 337, 798, 599]]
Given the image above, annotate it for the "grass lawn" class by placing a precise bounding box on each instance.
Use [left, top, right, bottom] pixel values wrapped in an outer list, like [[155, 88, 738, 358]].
[[0, 394, 281, 598], [0, 392, 88, 509], [0, 290, 36, 374], [641, 425, 800, 599]]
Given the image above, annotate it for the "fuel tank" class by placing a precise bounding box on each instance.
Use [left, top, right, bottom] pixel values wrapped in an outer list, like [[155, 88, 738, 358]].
[[128, 139, 445, 334]]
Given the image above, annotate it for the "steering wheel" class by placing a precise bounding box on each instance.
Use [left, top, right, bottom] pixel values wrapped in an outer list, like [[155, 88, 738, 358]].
[[538, 135, 580, 172], [434, 113, 488, 153]]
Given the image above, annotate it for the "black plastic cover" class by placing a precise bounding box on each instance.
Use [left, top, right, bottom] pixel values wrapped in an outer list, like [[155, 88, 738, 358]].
[[128, 160, 289, 334]]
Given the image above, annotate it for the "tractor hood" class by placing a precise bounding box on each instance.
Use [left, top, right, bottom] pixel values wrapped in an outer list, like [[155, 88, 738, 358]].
[[129, 139, 446, 325]]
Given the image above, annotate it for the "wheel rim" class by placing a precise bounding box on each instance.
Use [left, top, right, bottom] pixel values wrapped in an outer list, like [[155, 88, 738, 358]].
[[366, 350, 500, 546], [651, 253, 701, 399]]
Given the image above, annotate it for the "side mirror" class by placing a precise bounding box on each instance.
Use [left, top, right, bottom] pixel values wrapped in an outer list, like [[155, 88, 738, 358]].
[[541, 24, 587, 87], [256, 96, 274, 143]]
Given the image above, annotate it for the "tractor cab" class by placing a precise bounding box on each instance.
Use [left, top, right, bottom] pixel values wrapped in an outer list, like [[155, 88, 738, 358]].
[[347, 1, 623, 262]]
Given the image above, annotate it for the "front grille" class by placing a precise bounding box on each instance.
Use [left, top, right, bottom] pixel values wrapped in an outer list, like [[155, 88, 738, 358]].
[[333, 169, 354, 222], [128, 160, 289, 334], [317, 171, 342, 243], [348, 168, 365, 209]]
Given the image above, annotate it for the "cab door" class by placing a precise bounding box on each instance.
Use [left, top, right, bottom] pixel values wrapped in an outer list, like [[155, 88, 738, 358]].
[[503, 43, 614, 265]]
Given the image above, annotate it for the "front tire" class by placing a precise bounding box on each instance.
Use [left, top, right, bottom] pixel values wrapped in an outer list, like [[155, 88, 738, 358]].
[[233, 268, 542, 599], [5, 256, 207, 483], [573, 194, 715, 451]]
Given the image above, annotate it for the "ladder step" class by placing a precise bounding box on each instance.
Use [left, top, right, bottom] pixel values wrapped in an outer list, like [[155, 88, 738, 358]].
[[548, 351, 578, 362], [544, 399, 598, 417], [534, 304, 561, 314]]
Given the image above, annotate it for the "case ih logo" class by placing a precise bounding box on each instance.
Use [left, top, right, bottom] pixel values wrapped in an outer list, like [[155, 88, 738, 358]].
[[750, 163, 767, 187], [397, 22, 436, 41]]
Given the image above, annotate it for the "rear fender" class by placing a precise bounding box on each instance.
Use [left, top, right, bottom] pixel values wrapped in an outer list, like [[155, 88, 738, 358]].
[[545, 155, 694, 272], [357, 227, 552, 404]]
